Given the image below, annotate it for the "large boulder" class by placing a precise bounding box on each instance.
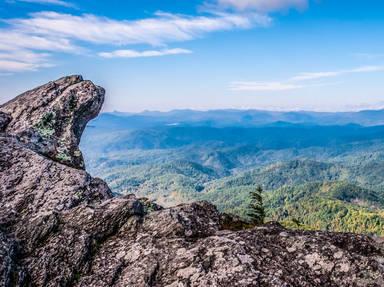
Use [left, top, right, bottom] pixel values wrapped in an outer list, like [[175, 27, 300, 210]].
[[0, 136, 112, 233], [0, 76, 383, 287], [0, 75, 105, 169]]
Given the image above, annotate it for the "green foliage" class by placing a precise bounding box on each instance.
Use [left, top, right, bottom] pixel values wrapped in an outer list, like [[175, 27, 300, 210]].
[[247, 185, 265, 225], [264, 182, 384, 235], [81, 120, 384, 236]]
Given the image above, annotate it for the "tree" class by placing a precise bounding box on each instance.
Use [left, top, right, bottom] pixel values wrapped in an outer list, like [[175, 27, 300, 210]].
[[291, 218, 302, 228], [248, 185, 265, 225]]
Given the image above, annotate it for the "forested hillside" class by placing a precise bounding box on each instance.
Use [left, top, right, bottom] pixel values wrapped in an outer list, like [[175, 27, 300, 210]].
[[81, 110, 384, 235]]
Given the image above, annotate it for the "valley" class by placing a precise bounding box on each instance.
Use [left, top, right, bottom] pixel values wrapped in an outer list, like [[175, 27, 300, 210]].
[[81, 110, 384, 236]]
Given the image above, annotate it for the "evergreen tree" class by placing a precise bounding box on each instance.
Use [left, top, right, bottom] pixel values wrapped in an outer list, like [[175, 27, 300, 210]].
[[291, 218, 302, 228], [248, 185, 265, 225]]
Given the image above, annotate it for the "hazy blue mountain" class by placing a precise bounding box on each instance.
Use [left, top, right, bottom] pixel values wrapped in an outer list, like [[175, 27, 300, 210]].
[[89, 109, 384, 131], [81, 108, 384, 235]]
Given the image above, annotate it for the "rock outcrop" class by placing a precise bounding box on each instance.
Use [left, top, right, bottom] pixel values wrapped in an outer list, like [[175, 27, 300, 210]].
[[1, 76, 383, 287], [0, 75, 104, 169]]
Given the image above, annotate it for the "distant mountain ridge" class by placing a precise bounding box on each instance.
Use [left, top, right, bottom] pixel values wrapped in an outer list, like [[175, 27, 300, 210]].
[[94, 108, 384, 130]]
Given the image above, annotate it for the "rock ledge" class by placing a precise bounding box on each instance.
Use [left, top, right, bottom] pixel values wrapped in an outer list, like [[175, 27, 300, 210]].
[[0, 75, 105, 169]]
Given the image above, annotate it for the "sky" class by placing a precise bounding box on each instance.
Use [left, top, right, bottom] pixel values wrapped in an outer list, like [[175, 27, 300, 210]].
[[0, 0, 384, 112]]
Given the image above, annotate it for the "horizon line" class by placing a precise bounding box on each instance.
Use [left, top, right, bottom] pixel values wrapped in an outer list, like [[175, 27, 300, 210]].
[[104, 105, 384, 115]]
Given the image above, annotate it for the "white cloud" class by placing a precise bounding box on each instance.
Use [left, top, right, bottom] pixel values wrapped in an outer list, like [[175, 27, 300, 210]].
[[0, 60, 45, 72], [210, 0, 308, 12], [231, 65, 384, 92], [99, 48, 192, 59], [0, 50, 52, 72], [0, 30, 77, 73], [0, 11, 270, 73], [291, 66, 384, 81], [0, 31, 78, 52], [0, 50, 49, 63], [230, 81, 302, 91], [8, 0, 74, 8], [8, 11, 270, 46]]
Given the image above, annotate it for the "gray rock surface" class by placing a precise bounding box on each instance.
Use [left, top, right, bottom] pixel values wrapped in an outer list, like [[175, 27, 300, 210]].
[[0, 75, 105, 169], [1, 76, 383, 287], [0, 112, 11, 132]]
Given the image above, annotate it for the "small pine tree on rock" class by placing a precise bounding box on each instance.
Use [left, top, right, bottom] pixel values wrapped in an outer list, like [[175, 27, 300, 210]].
[[248, 185, 265, 225]]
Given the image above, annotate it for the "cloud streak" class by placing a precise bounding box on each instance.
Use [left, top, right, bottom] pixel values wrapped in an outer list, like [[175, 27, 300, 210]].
[[0, 31, 78, 52], [291, 66, 384, 81], [230, 81, 302, 91], [7, 0, 74, 8], [0, 11, 270, 73], [231, 65, 384, 92], [0, 30, 78, 73], [99, 48, 192, 59], [0, 50, 52, 72], [8, 11, 270, 46], [208, 0, 308, 12]]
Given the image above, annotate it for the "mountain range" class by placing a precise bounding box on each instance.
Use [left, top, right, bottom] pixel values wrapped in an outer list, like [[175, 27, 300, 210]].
[[92, 108, 384, 129], [81, 109, 384, 236]]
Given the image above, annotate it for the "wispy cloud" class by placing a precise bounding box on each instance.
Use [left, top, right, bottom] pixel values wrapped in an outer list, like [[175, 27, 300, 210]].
[[230, 81, 302, 91], [231, 65, 384, 92], [0, 11, 270, 73], [8, 11, 270, 46], [99, 48, 192, 59], [291, 66, 384, 81], [0, 30, 77, 73], [0, 31, 78, 52], [206, 0, 308, 12], [0, 60, 50, 72], [7, 0, 74, 8], [0, 50, 52, 72]]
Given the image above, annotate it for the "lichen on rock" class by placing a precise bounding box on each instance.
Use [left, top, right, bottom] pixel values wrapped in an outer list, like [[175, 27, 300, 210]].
[[34, 111, 57, 138]]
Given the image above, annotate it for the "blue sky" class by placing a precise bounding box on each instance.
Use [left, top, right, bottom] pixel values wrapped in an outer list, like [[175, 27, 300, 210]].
[[0, 0, 384, 112]]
